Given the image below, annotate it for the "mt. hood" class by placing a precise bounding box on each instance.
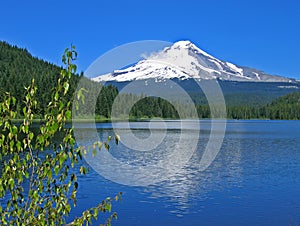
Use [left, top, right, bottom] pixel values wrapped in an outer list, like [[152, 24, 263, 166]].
[[92, 41, 293, 83]]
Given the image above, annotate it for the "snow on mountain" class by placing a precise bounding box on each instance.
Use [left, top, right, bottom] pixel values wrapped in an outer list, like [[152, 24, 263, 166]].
[[92, 40, 294, 83]]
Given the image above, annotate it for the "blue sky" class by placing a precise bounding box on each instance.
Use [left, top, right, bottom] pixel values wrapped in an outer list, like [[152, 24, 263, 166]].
[[1, 0, 300, 78]]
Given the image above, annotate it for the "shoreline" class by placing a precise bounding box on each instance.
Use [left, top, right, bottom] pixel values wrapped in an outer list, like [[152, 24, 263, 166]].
[[10, 117, 300, 124]]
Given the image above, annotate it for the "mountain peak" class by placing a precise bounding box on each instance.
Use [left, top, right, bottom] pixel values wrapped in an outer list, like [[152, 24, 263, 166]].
[[172, 40, 204, 52], [173, 40, 193, 48], [170, 40, 216, 60]]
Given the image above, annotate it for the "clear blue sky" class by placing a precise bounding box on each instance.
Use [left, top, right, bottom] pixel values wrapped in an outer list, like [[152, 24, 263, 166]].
[[1, 0, 300, 78]]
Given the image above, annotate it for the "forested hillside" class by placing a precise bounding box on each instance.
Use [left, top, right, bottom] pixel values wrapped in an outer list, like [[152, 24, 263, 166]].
[[264, 92, 300, 119], [0, 41, 71, 116], [0, 41, 116, 118]]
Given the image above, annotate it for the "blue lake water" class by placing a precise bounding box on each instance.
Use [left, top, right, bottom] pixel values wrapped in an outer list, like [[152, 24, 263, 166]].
[[68, 120, 300, 225]]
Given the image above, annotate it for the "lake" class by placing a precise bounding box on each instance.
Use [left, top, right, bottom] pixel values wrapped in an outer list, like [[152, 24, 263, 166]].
[[68, 120, 300, 225]]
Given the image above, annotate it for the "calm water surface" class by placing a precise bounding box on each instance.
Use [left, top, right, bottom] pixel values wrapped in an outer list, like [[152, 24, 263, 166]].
[[68, 120, 300, 225]]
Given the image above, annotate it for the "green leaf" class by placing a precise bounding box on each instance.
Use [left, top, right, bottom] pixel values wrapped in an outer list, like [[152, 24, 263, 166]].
[[33, 190, 38, 199], [94, 207, 99, 219], [97, 142, 103, 150], [29, 132, 34, 140], [54, 165, 60, 175], [47, 170, 52, 179], [71, 173, 76, 182], [104, 142, 110, 151], [92, 148, 97, 157], [16, 141, 21, 151], [63, 82, 70, 95], [65, 110, 71, 119], [55, 92, 59, 101], [26, 153, 31, 161], [57, 114, 62, 122], [59, 153, 67, 166], [66, 204, 71, 214], [8, 178, 14, 190], [105, 203, 112, 212], [9, 140, 14, 150]]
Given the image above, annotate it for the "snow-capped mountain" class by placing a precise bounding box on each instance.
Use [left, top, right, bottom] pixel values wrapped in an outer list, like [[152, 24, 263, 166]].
[[92, 41, 293, 83]]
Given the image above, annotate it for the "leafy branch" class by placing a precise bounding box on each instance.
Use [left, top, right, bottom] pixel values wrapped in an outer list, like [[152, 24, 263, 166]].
[[0, 46, 121, 225]]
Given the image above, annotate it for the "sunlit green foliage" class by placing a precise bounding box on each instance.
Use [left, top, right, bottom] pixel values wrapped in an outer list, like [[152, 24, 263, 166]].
[[0, 46, 121, 225]]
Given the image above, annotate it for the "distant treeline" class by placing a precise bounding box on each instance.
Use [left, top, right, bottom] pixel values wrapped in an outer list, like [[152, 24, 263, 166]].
[[239, 92, 300, 120], [1, 40, 300, 120], [95, 90, 300, 120]]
